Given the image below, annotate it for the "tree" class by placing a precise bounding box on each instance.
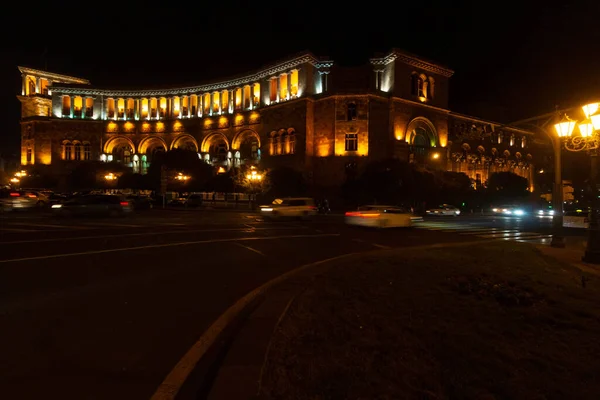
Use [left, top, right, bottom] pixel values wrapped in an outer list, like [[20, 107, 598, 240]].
[[267, 167, 306, 197], [487, 171, 529, 201], [147, 148, 214, 191]]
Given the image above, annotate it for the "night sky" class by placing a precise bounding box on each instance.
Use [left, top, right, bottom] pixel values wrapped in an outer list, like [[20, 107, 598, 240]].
[[2, 0, 600, 156]]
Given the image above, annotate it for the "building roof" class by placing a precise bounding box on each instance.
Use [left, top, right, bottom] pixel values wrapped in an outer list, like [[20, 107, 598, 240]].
[[17, 66, 90, 85], [370, 49, 454, 77]]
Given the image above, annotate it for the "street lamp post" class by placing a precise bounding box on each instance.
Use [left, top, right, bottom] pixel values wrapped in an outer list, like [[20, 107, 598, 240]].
[[553, 102, 600, 263]]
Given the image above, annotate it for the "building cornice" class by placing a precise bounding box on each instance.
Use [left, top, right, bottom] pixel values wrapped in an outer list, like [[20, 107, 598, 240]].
[[371, 50, 454, 77], [449, 112, 535, 136], [50, 54, 325, 98], [391, 96, 452, 114], [18, 66, 90, 85]]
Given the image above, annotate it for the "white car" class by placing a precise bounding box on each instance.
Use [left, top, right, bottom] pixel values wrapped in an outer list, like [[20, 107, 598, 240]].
[[425, 204, 461, 216], [563, 211, 589, 229], [345, 205, 414, 228], [259, 197, 317, 219]]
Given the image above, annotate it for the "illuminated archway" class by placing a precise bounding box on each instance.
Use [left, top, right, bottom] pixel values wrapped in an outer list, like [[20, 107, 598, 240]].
[[103, 136, 136, 164], [138, 136, 167, 155], [405, 117, 438, 148], [232, 129, 261, 163], [170, 134, 199, 152], [201, 132, 230, 163]]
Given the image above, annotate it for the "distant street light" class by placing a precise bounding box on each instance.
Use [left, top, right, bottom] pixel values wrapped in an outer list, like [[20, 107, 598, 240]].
[[175, 172, 190, 181], [104, 172, 117, 181], [553, 102, 600, 262]]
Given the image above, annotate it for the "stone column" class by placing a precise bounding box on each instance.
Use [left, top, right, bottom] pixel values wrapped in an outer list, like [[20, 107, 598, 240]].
[[248, 86, 253, 110], [287, 74, 292, 100]]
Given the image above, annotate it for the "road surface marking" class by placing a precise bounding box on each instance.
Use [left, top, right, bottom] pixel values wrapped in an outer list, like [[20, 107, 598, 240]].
[[0, 226, 308, 245], [477, 231, 541, 238], [5, 223, 90, 229], [150, 235, 527, 400], [83, 222, 145, 228], [0, 233, 339, 263], [234, 242, 266, 256], [372, 243, 391, 249], [149, 251, 359, 400], [0, 228, 40, 232]]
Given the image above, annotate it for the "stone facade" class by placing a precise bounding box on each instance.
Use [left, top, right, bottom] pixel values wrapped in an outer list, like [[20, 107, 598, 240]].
[[16, 49, 538, 189]]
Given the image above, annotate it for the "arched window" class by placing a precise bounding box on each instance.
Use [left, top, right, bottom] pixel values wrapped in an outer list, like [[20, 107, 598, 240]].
[[83, 143, 91, 160], [64, 142, 73, 160], [288, 129, 296, 154], [276, 131, 284, 155], [269, 131, 277, 155], [74, 142, 82, 161], [347, 103, 357, 121]]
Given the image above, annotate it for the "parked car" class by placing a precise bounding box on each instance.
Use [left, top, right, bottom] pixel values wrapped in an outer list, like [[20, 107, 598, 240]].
[[345, 205, 414, 228], [52, 194, 133, 217], [425, 204, 461, 216], [259, 197, 317, 219]]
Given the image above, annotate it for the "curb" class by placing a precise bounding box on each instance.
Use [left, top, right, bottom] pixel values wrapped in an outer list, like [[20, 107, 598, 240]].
[[149, 252, 360, 400]]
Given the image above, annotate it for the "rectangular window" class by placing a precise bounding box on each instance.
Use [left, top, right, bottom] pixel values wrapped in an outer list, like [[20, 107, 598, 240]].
[[270, 79, 277, 102], [279, 74, 288, 100], [290, 70, 299, 97], [345, 133, 358, 152], [84, 144, 91, 160], [26, 148, 32, 163], [85, 98, 94, 118]]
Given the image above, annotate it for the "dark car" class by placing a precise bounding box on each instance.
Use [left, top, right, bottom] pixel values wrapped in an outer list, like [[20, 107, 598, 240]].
[[52, 194, 133, 217], [126, 195, 154, 210]]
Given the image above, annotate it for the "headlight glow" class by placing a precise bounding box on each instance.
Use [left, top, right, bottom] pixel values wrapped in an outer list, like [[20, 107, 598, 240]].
[[514, 209, 525, 216], [261, 207, 273, 212], [51, 204, 62, 209]]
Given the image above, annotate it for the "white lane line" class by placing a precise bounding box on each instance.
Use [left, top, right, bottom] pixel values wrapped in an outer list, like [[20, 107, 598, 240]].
[[234, 242, 266, 256], [477, 231, 543, 238], [0, 226, 309, 245], [0, 233, 339, 263], [149, 251, 359, 400], [5, 223, 90, 229], [460, 229, 518, 235], [372, 243, 391, 249], [0, 228, 40, 232], [83, 222, 145, 228]]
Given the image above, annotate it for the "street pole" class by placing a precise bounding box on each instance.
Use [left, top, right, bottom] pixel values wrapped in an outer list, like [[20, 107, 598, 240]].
[[551, 135, 565, 248], [583, 149, 600, 262]]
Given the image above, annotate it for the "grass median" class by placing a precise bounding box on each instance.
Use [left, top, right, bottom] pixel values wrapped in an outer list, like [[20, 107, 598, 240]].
[[259, 242, 600, 400]]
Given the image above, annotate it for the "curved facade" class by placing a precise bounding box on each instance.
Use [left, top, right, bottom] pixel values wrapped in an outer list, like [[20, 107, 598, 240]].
[[17, 49, 537, 189]]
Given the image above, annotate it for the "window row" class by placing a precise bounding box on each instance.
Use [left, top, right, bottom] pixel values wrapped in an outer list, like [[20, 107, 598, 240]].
[[60, 69, 300, 121], [62, 141, 92, 161], [410, 73, 435, 100], [269, 129, 296, 155], [268, 70, 299, 103], [24, 75, 50, 96], [497, 133, 527, 148]]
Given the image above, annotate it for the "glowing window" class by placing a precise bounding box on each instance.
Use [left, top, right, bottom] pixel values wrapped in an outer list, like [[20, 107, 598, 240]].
[[345, 133, 358, 152], [269, 79, 277, 102], [73, 96, 83, 117], [290, 70, 298, 97], [62, 96, 72, 117], [141, 99, 149, 119], [172, 97, 180, 118], [279, 74, 288, 100], [203, 93, 211, 114], [212, 92, 220, 113], [243, 86, 251, 110], [235, 88, 242, 111], [253, 83, 260, 107], [159, 97, 167, 117], [85, 98, 94, 118], [221, 91, 229, 114]]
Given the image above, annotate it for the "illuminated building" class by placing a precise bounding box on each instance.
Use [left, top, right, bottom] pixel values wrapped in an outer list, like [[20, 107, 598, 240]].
[[17, 49, 536, 188]]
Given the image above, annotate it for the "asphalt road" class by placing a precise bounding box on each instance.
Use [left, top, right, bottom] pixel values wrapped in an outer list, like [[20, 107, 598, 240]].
[[0, 209, 579, 399]]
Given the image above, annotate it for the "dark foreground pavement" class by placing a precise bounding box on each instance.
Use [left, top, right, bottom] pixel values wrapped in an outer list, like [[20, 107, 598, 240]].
[[0, 210, 576, 399]]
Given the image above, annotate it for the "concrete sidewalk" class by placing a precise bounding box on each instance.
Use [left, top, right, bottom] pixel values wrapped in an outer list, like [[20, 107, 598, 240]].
[[536, 236, 600, 278]]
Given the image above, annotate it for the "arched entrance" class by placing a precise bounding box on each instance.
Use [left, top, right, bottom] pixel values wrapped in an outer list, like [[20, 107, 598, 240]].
[[201, 133, 230, 165], [103, 136, 136, 166], [170, 134, 199, 152], [232, 129, 261, 166], [405, 117, 438, 163], [138, 136, 168, 174]]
